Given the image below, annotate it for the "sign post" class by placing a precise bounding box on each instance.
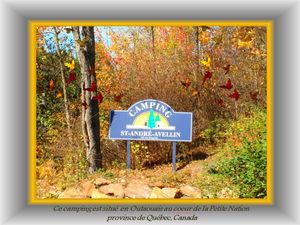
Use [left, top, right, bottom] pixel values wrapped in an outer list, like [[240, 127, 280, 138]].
[[126, 140, 131, 170], [109, 99, 192, 172], [172, 142, 176, 172]]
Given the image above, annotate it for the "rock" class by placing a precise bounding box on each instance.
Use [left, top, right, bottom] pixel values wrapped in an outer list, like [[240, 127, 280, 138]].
[[94, 178, 111, 186], [99, 183, 125, 198], [162, 188, 183, 198], [91, 188, 114, 199], [124, 183, 152, 198], [150, 181, 165, 188], [120, 179, 126, 183], [79, 181, 94, 197], [179, 185, 202, 198], [115, 178, 127, 185], [129, 179, 148, 185], [58, 187, 86, 199], [150, 187, 168, 198], [180, 196, 193, 199]]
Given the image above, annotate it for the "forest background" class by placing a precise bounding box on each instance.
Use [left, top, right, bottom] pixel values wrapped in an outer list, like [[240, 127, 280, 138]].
[[35, 25, 268, 199]]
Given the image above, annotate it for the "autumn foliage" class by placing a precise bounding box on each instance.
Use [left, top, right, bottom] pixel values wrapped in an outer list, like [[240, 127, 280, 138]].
[[35, 25, 267, 198]]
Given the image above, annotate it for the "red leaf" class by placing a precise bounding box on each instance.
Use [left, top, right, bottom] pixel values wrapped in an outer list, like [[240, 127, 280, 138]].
[[202, 71, 213, 85], [229, 89, 240, 101], [92, 92, 103, 103], [82, 101, 88, 109], [250, 91, 259, 101], [114, 94, 123, 102], [217, 99, 226, 107], [67, 71, 76, 85], [219, 78, 233, 89], [84, 82, 97, 92]]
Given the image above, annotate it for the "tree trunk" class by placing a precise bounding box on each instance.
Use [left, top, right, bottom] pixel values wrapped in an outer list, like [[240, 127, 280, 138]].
[[53, 27, 71, 136], [81, 81, 90, 158], [72, 26, 102, 172], [150, 26, 157, 77], [193, 26, 200, 81]]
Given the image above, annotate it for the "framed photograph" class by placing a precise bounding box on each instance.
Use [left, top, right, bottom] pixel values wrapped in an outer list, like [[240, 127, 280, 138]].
[[29, 20, 273, 204]]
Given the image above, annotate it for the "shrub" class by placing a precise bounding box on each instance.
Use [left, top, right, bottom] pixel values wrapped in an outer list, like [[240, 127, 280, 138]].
[[212, 108, 267, 198], [201, 118, 225, 145]]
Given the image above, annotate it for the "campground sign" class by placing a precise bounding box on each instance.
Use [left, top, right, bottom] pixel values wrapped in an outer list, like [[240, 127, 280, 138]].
[[109, 99, 192, 142], [108, 99, 193, 171]]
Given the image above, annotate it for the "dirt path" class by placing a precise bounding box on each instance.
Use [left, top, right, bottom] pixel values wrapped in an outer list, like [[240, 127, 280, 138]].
[[108, 159, 205, 188]]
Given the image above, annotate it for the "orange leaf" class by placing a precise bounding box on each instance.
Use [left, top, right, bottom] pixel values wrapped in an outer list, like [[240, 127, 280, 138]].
[[49, 79, 54, 90], [191, 89, 199, 97], [181, 78, 191, 88], [56, 91, 63, 98]]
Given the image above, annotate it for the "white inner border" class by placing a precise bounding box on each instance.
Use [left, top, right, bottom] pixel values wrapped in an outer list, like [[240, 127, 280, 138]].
[[1, 0, 300, 224]]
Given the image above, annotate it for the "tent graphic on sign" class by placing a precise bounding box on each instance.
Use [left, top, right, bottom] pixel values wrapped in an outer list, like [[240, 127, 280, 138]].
[[126, 109, 176, 130]]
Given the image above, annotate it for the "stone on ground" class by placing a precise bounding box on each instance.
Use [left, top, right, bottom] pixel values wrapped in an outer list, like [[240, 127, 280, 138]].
[[162, 187, 183, 198], [79, 180, 94, 197], [99, 183, 125, 198], [94, 178, 111, 186], [179, 185, 202, 198], [124, 183, 152, 198], [150, 181, 165, 188], [150, 187, 168, 198], [58, 187, 86, 199], [91, 188, 114, 199]]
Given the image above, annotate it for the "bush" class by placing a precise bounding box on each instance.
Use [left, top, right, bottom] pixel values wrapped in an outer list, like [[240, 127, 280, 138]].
[[209, 108, 267, 198], [201, 118, 225, 145]]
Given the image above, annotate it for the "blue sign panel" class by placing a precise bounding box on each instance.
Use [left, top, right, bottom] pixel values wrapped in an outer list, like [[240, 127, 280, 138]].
[[109, 99, 192, 142]]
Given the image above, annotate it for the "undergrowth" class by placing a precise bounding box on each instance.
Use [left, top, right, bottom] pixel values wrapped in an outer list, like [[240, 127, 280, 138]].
[[193, 107, 267, 198]]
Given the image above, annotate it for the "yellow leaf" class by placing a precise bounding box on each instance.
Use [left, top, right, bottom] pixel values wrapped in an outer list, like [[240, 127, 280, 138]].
[[251, 48, 261, 55], [213, 35, 223, 45], [247, 29, 256, 35], [200, 56, 211, 68], [56, 91, 63, 99], [199, 32, 210, 44], [237, 39, 254, 48], [191, 89, 199, 97], [76, 39, 86, 48], [242, 34, 253, 42], [64, 60, 75, 70]]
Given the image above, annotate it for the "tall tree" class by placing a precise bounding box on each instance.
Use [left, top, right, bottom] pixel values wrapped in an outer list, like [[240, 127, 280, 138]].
[[193, 26, 200, 81], [52, 27, 71, 135], [72, 26, 102, 172], [150, 26, 156, 77]]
